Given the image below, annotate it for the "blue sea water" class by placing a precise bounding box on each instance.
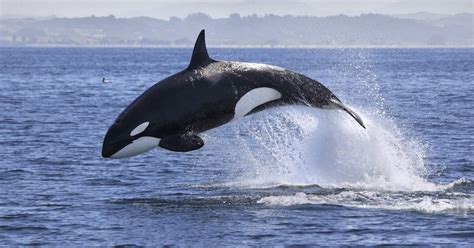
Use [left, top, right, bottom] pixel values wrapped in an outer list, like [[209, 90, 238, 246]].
[[0, 47, 473, 246]]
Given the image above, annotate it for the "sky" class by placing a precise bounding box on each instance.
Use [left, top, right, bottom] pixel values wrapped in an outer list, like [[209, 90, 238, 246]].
[[1, 0, 473, 19]]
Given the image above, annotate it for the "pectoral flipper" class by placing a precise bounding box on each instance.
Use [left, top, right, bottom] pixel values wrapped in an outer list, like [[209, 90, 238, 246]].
[[159, 133, 204, 152]]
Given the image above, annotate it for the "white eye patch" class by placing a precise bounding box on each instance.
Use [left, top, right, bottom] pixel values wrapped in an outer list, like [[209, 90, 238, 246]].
[[130, 122, 149, 136]]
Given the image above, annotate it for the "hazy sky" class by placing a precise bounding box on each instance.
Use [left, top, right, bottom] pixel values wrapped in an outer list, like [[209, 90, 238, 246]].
[[1, 0, 473, 18]]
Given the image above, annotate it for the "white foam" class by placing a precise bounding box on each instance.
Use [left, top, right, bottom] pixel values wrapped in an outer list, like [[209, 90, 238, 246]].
[[219, 105, 440, 191], [257, 191, 474, 213], [258, 192, 312, 206], [202, 93, 470, 213]]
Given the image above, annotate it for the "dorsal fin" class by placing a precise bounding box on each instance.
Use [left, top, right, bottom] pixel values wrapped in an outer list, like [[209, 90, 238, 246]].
[[188, 29, 214, 69]]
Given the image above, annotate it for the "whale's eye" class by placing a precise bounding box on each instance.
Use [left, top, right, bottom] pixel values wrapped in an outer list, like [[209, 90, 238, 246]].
[[130, 122, 149, 136]]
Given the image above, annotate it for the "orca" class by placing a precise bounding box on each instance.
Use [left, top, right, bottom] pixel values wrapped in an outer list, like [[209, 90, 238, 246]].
[[102, 30, 365, 158]]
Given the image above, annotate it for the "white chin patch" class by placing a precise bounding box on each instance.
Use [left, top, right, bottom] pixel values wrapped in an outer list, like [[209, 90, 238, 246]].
[[233, 87, 282, 120], [110, 136, 160, 159]]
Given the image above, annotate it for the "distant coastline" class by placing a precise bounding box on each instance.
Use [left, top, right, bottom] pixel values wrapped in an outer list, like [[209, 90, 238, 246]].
[[1, 12, 472, 47]]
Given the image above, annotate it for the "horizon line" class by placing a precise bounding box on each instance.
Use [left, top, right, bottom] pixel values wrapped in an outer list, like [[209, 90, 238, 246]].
[[2, 11, 473, 20], [2, 44, 473, 49]]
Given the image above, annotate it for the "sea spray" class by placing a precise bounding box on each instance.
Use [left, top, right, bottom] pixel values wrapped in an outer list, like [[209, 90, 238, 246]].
[[215, 105, 438, 191]]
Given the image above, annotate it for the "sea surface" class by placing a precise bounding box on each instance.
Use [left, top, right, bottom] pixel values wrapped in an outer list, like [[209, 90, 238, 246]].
[[0, 47, 473, 246]]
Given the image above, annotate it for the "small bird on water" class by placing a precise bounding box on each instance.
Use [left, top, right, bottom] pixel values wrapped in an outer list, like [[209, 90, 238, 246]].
[[102, 78, 111, 83]]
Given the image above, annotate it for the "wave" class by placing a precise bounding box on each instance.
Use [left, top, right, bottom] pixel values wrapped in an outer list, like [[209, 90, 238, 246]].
[[114, 185, 473, 214], [257, 191, 474, 213]]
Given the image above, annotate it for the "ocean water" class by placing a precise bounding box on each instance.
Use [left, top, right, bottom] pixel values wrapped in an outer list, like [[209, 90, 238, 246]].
[[0, 47, 472, 246]]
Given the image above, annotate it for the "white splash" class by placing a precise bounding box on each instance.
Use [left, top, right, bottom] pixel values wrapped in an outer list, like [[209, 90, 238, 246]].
[[202, 102, 471, 214], [219, 105, 443, 192]]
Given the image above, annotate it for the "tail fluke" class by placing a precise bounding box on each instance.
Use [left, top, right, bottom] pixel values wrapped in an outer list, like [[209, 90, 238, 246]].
[[330, 99, 366, 129]]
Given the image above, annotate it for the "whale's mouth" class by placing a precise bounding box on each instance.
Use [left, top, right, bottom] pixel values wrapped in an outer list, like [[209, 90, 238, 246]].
[[102, 123, 160, 158], [102, 143, 118, 158]]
